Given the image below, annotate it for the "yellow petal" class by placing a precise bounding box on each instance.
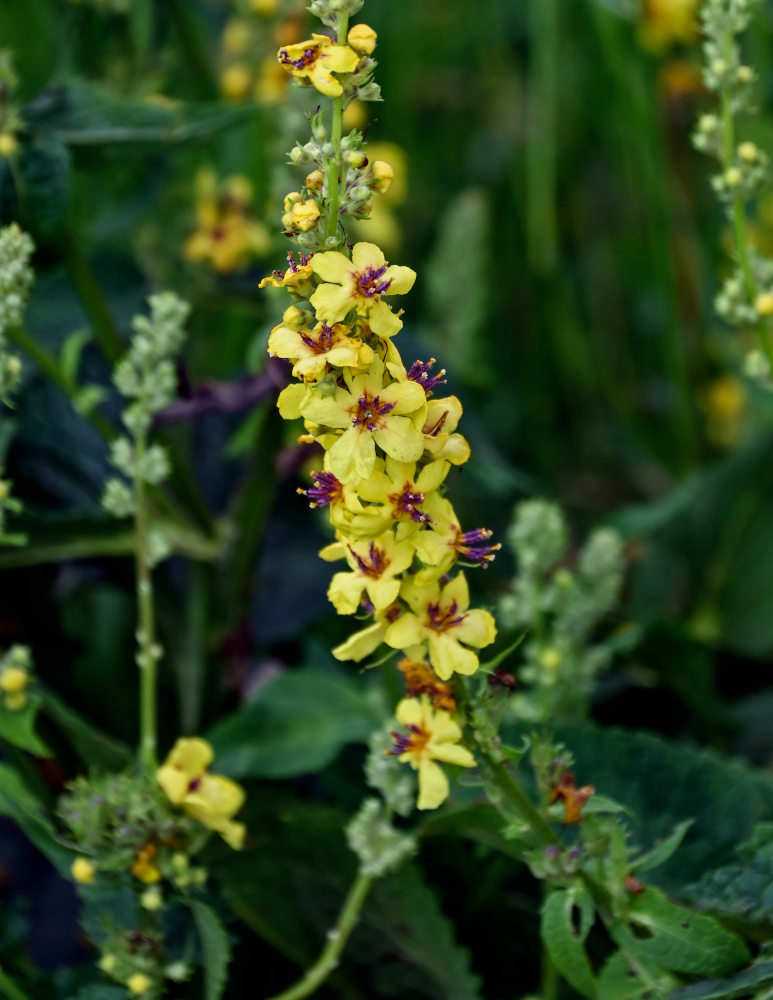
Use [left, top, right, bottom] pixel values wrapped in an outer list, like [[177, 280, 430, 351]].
[[352, 242, 385, 271], [333, 621, 387, 661], [166, 737, 213, 776], [417, 757, 449, 810], [454, 608, 497, 649], [328, 571, 366, 614], [428, 633, 479, 680]]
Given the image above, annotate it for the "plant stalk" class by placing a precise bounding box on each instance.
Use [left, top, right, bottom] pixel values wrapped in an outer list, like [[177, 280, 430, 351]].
[[134, 429, 159, 772]]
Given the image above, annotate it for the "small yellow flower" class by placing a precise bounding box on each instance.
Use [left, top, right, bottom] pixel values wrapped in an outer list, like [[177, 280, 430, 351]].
[[327, 531, 416, 615], [184, 170, 269, 273], [286, 198, 321, 232], [384, 573, 497, 680], [220, 63, 252, 100], [140, 886, 163, 911], [638, 0, 699, 54], [390, 696, 475, 810], [252, 0, 278, 14], [222, 19, 251, 55], [413, 494, 500, 580], [268, 318, 373, 380], [0, 133, 17, 158], [310, 242, 416, 339], [127, 973, 152, 996], [422, 396, 471, 465], [371, 160, 394, 195], [347, 24, 377, 55], [351, 456, 450, 539], [71, 856, 96, 884], [156, 738, 246, 849], [278, 34, 359, 98], [99, 954, 117, 974], [130, 842, 162, 884], [0, 666, 28, 695], [259, 253, 315, 296]]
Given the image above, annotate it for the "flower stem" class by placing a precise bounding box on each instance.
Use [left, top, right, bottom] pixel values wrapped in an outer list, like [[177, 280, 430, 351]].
[[324, 13, 349, 245], [265, 870, 373, 1000], [134, 429, 159, 772]]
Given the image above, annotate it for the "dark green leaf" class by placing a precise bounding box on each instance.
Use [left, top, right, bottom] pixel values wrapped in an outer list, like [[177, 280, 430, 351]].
[[0, 136, 71, 241], [0, 762, 72, 870], [189, 901, 231, 1000], [207, 668, 382, 779], [664, 958, 773, 1000], [0, 696, 49, 756], [633, 820, 695, 874], [596, 952, 652, 1000], [0, 514, 134, 569], [617, 888, 749, 978], [541, 887, 597, 999]]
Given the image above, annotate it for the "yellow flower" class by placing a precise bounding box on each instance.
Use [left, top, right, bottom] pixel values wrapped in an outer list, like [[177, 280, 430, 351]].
[[327, 531, 416, 614], [222, 19, 251, 55], [310, 242, 416, 339], [72, 856, 96, 884], [220, 63, 252, 100], [351, 456, 450, 539], [184, 170, 269, 273], [268, 318, 373, 379], [384, 573, 496, 680], [422, 395, 471, 465], [130, 842, 162, 884], [127, 973, 152, 996], [278, 34, 360, 98], [413, 494, 500, 580], [0, 133, 17, 158], [282, 197, 321, 233], [639, 0, 699, 53], [333, 601, 403, 662], [259, 253, 315, 297], [156, 738, 246, 849], [371, 160, 394, 195], [390, 696, 475, 810], [299, 359, 426, 484], [0, 666, 28, 695], [347, 23, 377, 55]]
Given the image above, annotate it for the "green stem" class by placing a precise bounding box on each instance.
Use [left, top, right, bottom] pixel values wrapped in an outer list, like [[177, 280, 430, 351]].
[[62, 235, 124, 364], [0, 968, 34, 1000], [134, 430, 159, 772], [324, 13, 349, 245], [266, 870, 373, 1000]]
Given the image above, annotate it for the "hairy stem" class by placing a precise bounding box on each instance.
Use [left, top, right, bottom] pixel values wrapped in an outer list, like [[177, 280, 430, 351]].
[[134, 429, 159, 772], [324, 13, 350, 245]]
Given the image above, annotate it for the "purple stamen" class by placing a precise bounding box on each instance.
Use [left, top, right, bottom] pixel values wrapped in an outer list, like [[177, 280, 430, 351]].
[[427, 599, 465, 632], [387, 723, 425, 756], [279, 46, 319, 70], [407, 358, 447, 397], [391, 485, 432, 524], [456, 527, 501, 566], [299, 323, 335, 354], [298, 470, 342, 508], [352, 541, 388, 578], [351, 392, 395, 431], [356, 264, 393, 298]]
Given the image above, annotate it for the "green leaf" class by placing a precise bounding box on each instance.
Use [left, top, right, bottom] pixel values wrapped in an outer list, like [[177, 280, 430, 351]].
[[41, 689, 132, 770], [70, 985, 127, 1000], [0, 696, 49, 756], [58, 329, 91, 385], [189, 901, 231, 1000], [616, 887, 749, 978], [541, 887, 597, 999], [0, 762, 72, 870], [73, 385, 107, 416], [207, 668, 382, 779], [0, 136, 71, 241], [685, 823, 773, 930], [0, 514, 134, 569], [419, 803, 525, 861], [596, 951, 656, 1000], [633, 820, 695, 875], [25, 79, 258, 146], [664, 958, 773, 1000]]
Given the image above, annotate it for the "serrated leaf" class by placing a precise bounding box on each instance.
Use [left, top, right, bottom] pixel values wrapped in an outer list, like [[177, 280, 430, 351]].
[[633, 820, 694, 875], [206, 668, 381, 779], [189, 901, 231, 1000], [24, 79, 258, 146], [0, 696, 49, 756], [685, 823, 773, 930], [41, 689, 131, 770], [664, 958, 773, 1000], [617, 888, 749, 978], [541, 887, 597, 999]]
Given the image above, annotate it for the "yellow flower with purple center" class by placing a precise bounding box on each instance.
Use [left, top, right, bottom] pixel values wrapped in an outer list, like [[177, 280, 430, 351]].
[[389, 696, 475, 810], [277, 34, 360, 98], [384, 573, 496, 680], [327, 531, 416, 615], [259, 252, 315, 298], [268, 319, 373, 379], [298, 463, 371, 538], [299, 359, 426, 484], [413, 494, 500, 581], [351, 456, 449, 539], [156, 738, 246, 850], [422, 394, 471, 465], [310, 242, 416, 339]]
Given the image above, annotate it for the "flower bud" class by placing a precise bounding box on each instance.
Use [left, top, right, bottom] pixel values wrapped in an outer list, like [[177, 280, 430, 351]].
[[306, 169, 324, 190], [345, 150, 367, 168], [738, 141, 759, 164], [724, 167, 742, 188], [0, 666, 27, 694], [71, 857, 96, 884], [290, 199, 321, 232], [127, 973, 152, 996], [347, 24, 377, 55], [0, 133, 17, 158], [371, 160, 394, 194], [737, 65, 753, 84], [755, 292, 773, 316]]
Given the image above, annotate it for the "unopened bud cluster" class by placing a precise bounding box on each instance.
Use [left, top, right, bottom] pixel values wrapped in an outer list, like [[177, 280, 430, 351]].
[[0, 224, 34, 403], [308, 0, 365, 29], [346, 798, 417, 877], [0, 644, 32, 711], [103, 293, 189, 523], [498, 500, 625, 723]]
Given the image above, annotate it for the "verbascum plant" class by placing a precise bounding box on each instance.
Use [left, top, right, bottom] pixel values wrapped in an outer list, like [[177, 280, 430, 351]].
[[263, 0, 501, 815]]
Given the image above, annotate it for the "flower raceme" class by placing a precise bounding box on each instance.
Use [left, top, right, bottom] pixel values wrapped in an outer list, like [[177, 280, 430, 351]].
[[264, 21, 499, 809]]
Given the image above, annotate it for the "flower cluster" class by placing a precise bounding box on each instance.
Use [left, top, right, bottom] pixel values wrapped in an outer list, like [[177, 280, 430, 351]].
[[263, 4, 499, 810], [219, 0, 303, 103], [183, 169, 270, 274], [60, 739, 244, 998]]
